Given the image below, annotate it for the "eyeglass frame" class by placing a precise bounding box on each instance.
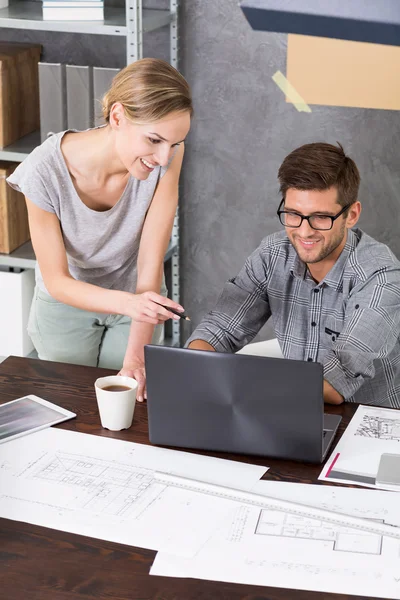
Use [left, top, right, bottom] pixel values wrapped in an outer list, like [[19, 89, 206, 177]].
[[276, 199, 354, 231]]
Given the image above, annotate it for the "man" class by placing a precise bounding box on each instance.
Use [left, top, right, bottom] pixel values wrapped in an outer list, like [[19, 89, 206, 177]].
[[187, 142, 400, 408]]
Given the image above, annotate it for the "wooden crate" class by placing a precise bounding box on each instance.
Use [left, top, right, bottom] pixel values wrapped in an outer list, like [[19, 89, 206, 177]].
[[0, 162, 30, 254], [0, 42, 42, 149]]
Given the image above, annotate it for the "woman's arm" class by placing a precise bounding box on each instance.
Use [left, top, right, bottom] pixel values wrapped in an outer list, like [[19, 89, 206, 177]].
[[120, 144, 185, 400], [25, 197, 182, 324]]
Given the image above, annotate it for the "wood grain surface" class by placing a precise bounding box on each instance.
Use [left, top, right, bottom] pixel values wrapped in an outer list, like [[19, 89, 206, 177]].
[[0, 356, 368, 600]]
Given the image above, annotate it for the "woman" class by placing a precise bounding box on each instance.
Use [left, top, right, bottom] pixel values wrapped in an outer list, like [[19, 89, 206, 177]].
[[7, 58, 193, 403]]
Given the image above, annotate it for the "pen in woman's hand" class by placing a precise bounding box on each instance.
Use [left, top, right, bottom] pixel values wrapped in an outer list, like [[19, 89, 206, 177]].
[[155, 302, 191, 321]]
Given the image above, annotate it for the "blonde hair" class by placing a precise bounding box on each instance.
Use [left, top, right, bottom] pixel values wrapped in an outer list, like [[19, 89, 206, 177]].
[[102, 58, 193, 124]]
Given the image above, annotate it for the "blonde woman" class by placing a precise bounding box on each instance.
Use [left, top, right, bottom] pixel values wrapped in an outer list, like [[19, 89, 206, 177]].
[[7, 58, 192, 403]]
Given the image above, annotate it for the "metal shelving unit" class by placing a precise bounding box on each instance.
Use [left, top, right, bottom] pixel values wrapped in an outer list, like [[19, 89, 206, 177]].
[[0, 1, 173, 37], [0, 240, 36, 270], [0, 239, 177, 271], [0, 130, 41, 162], [0, 0, 181, 347]]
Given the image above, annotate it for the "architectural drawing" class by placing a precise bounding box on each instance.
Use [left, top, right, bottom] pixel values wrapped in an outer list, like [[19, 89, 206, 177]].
[[0, 428, 268, 560], [320, 406, 400, 489], [242, 558, 385, 582], [151, 479, 400, 599], [255, 509, 383, 555], [25, 451, 154, 517], [355, 415, 400, 441]]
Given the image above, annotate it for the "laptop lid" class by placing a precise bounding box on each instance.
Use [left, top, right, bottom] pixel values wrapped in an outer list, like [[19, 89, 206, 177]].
[[145, 346, 326, 463]]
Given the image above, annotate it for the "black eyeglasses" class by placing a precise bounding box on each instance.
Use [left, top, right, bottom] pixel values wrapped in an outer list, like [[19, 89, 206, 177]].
[[277, 199, 353, 231]]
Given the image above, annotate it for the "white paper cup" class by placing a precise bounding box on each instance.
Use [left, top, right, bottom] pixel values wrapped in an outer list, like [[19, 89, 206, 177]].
[[94, 375, 138, 431]]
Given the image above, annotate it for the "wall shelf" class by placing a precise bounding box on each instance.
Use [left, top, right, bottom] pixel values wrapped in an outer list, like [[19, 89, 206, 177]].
[[0, 240, 36, 270], [0, 1, 173, 36], [0, 240, 178, 271], [0, 130, 40, 162], [0, 0, 182, 347]]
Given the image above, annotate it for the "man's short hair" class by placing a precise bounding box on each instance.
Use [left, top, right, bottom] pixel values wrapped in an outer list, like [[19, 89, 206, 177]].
[[278, 142, 360, 207]]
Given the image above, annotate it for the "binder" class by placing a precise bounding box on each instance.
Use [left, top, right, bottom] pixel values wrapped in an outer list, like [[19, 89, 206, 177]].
[[38, 62, 67, 142], [93, 67, 120, 126], [66, 65, 93, 131]]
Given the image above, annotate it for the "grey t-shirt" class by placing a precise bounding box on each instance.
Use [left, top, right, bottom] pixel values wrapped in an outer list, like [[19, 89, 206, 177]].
[[7, 129, 169, 295]]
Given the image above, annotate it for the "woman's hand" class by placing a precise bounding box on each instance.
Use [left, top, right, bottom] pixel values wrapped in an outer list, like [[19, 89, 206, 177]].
[[119, 359, 147, 403], [124, 291, 184, 325]]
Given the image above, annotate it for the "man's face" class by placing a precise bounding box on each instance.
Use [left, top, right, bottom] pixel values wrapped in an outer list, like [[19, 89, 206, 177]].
[[284, 187, 352, 265]]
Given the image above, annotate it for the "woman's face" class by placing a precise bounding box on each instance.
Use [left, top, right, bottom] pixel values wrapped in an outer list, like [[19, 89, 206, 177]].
[[110, 106, 191, 180]]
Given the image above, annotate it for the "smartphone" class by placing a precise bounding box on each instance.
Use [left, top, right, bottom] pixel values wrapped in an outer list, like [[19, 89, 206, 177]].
[[376, 453, 400, 490], [0, 394, 76, 444]]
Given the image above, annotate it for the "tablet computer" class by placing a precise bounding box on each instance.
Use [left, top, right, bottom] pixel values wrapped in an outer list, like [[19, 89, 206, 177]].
[[0, 394, 76, 444], [376, 453, 400, 491]]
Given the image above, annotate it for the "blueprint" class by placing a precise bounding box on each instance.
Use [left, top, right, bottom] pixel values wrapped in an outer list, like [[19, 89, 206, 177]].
[[255, 510, 383, 555], [355, 414, 400, 441], [320, 405, 400, 489], [0, 428, 267, 557], [23, 450, 155, 517], [151, 480, 400, 598]]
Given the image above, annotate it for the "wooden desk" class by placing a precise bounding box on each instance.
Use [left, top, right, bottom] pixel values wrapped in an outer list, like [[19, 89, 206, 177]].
[[0, 356, 361, 600]]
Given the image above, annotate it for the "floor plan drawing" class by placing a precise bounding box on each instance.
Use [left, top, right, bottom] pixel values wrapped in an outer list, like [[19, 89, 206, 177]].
[[320, 406, 400, 489], [0, 427, 267, 558], [151, 480, 400, 599], [355, 415, 400, 441], [26, 451, 154, 517], [255, 509, 383, 555]]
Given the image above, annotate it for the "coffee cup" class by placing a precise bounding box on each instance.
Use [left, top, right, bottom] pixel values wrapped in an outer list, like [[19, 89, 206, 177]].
[[94, 375, 138, 431]]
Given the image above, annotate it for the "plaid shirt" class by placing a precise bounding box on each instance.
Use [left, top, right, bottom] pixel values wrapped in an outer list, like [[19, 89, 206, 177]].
[[186, 229, 400, 408]]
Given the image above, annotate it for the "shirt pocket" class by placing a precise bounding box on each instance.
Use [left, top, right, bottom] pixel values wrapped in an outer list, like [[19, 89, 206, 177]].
[[322, 317, 342, 349]]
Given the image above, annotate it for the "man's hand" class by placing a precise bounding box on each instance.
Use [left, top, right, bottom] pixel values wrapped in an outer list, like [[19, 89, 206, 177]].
[[187, 340, 216, 351], [189, 343, 343, 405], [323, 379, 344, 404], [119, 359, 147, 403]]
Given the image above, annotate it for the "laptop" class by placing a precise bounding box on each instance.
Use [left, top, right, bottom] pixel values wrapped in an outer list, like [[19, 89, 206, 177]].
[[144, 346, 342, 464]]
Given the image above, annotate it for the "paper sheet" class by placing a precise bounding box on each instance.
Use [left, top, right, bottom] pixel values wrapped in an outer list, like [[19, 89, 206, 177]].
[[0, 428, 268, 557], [319, 405, 400, 489], [151, 480, 400, 598], [287, 34, 400, 111]]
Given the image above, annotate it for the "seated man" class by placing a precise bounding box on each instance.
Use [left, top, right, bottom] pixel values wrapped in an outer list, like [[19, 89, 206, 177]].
[[187, 142, 400, 408]]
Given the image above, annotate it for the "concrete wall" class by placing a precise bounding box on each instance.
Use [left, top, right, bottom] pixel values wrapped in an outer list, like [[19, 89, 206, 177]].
[[178, 0, 400, 342]]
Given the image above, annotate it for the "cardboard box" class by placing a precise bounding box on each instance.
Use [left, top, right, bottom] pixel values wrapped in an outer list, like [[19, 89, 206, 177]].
[[0, 162, 30, 254], [287, 35, 400, 111], [0, 42, 42, 148]]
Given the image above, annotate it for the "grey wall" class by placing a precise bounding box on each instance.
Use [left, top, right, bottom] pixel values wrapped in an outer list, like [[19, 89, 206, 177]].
[[178, 0, 400, 343]]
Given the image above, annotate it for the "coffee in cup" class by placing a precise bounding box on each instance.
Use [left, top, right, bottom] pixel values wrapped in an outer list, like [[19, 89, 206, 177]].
[[94, 375, 138, 431]]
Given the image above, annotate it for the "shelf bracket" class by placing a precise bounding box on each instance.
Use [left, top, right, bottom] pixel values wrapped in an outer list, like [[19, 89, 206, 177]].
[[126, 0, 143, 64]]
